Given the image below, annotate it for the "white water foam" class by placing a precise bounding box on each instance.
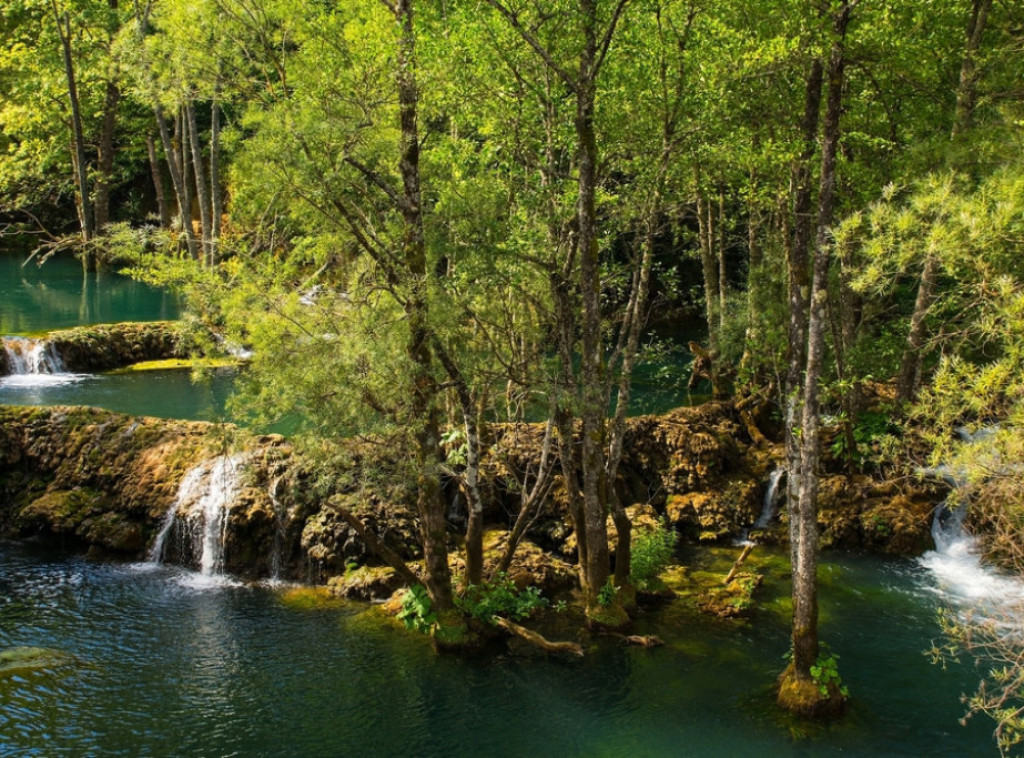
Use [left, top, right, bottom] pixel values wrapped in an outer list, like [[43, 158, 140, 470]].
[[1, 336, 87, 387], [149, 454, 247, 579]]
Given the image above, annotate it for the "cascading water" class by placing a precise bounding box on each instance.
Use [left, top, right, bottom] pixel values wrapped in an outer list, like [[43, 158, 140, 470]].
[[150, 454, 246, 578], [734, 465, 785, 545], [918, 426, 1024, 621], [753, 466, 786, 529], [0, 336, 82, 387]]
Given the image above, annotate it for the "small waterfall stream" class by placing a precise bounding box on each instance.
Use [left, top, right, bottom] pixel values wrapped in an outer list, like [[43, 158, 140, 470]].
[[918, 427, 1024, 621], [150, 454, 247, 578], [1, 337, 82, 387], [754, 466, 786, 529]]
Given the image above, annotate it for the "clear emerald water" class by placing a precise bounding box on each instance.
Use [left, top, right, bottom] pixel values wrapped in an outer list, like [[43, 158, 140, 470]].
[[0, 249, 179, 335], [0, 247, 700, 420], [0, 248, 234, 421], [0, 248, 1003, 755], [0, 542, 993, 757]]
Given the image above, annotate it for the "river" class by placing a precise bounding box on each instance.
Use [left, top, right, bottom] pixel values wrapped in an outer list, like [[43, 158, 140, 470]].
[[0, 247, 1007, 755]]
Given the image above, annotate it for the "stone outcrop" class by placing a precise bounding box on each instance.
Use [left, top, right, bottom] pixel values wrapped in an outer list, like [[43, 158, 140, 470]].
[[46, 321, 190, 372], [0, 401, 942, 589]]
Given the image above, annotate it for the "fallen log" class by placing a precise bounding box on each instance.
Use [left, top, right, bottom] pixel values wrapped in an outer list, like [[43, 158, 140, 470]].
[[493, 617, 584, 657]]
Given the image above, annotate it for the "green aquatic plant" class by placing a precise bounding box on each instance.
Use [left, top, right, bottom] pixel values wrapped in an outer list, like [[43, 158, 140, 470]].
[[631, 519, 677, 591], [456, 573, 548, 624], [397, 585, 437, 634]]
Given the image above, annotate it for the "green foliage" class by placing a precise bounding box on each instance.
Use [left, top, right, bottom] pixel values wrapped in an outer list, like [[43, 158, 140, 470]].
[[597, 578, 619, 608], [397, 585, 437, 634], [829, 410, 897, 469], [455, 574, 548, 625], [630, 519, 677, 591], [810, 646, 850, 699]]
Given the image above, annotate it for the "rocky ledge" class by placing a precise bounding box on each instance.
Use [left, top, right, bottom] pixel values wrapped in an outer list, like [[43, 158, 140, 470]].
[[0, 403, 945, 597], [0, 322, 190, 375]]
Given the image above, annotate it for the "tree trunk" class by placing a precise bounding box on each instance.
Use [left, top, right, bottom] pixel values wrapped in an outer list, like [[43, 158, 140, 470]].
[[897, 0, 991, 403], [53, 4, 95, 247], [178, 108, 197, 259], [897, 255, 938, 403], [717, 186, 727, 331], [210, 93, 223, 262], [186, 99, 213, 266], [576, 2, 611, 612], [790, 1, 849, 689], [154, 106, 197, 257], [146, 133, 171, 228], [952, 0, 993, 138], [784, 56, 824, 525], [93, 0, 120, 232], [696, 189, 720, 361], [394, 0, 453, 613]]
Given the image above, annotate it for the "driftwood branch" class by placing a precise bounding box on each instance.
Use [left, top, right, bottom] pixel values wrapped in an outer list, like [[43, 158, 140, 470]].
[[494, 617, 584, 657], [725, 543, 755, 585]]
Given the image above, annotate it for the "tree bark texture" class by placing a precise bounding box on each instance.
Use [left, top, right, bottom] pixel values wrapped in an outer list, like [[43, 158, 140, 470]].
[[791, 1, 849, 683]]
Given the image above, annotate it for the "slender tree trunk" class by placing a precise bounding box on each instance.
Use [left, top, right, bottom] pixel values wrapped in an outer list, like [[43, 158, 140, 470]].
[[154, 106, 198, 258], [146, 133, 171, 228], [952, 0, 993, 138], [898, 0, 991, 403], [696, 189, 720, 357], [789, 1, 849, 693], [94, 0, 120, 232], [784, 57, 824, 526], [897, 255, 938, 403], [53, 3, 95, 247], [394, 0, 453, 613], [433, 342, 485, 587], [576, 1, 612, 612], [717, 186, 727, 330], [178, 108, 197, 259], [210, 93, 223, 262], [186, 99, 213, 266]]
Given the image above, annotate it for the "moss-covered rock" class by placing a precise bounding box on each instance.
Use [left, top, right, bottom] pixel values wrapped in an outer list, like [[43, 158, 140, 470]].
[[46, 321, 192, 373]]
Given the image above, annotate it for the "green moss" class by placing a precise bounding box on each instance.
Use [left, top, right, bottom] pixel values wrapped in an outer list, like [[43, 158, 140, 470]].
[[776, 662, 847, 718], [0, 647, 74, 679], [432, 609, 476, 651], [105, 357, 238, 374]]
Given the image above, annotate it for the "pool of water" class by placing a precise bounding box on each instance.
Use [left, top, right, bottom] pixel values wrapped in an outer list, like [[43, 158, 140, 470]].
[[0, 368, 236, 422], [0, 249, 179, 335], [0, 543, 993, 757]]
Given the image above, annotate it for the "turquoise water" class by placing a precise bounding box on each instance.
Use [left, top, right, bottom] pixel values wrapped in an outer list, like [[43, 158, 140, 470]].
[[0, 249, 179, 335], [0, 248, 233, 421], [0, 543, 991, 757]]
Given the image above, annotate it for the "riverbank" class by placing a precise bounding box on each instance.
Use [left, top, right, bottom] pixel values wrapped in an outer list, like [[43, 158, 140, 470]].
[[0, 401, 944, 591]]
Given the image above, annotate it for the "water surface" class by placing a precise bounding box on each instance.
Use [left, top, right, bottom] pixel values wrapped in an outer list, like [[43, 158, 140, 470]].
[[0, 543, 993, 757]]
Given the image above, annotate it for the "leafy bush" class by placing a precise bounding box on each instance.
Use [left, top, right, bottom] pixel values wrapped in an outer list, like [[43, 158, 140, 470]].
[[630, 520, 677, 590], [397, 585, 437, 634], [455, 573, 548, 624]]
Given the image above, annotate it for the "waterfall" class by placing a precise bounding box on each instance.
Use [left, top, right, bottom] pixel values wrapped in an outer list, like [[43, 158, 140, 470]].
[[754, 466, 786, 529], [0, 337, 85, 388], [918, 427, 1024, 621], [149, 454, 246, 577]]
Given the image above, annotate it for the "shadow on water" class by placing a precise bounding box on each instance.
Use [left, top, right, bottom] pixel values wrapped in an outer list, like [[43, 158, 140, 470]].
[[0, 541, 996, 757]]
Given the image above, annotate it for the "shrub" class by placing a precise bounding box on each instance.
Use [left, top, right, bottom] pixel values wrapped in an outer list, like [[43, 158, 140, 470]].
[[630, 519, 677, 590]]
